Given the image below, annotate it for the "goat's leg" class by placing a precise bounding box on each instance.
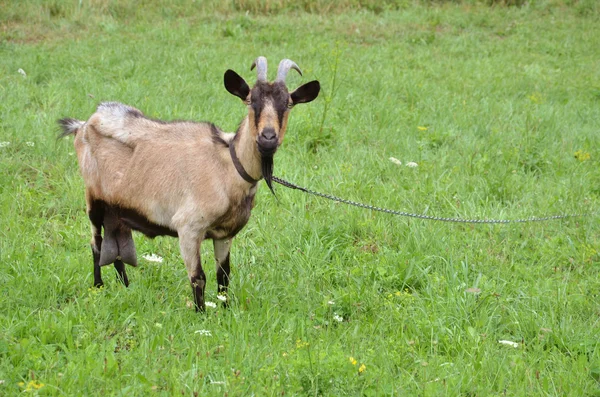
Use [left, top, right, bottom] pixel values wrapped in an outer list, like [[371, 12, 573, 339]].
[[113, 260, 129, 287], [91, 234, 103, 287], [112, 223, 136, 287], [214, 238, 232, 306], [88, 200, 105, 287], [179, 231, 206, 312]]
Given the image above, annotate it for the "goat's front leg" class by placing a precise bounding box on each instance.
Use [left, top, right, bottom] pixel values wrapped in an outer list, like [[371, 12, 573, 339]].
[[214, 238, 232, 306], [179, 230, 206, 311]]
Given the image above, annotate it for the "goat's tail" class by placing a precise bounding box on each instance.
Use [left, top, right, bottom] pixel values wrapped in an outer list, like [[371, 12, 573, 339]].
[[57, 118, 84, 139]]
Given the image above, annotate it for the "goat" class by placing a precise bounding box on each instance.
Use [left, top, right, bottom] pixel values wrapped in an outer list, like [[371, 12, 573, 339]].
[[58, 57, 320, 310]]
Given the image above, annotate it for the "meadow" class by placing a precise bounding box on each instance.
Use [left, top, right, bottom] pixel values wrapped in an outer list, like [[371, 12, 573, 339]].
[[0, 0, 599, 395]]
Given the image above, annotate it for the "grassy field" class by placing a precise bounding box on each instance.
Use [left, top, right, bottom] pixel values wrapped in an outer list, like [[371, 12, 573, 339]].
[[1, 0, 599, 395]]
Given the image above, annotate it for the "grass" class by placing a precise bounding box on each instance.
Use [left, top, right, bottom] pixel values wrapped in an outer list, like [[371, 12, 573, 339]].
[[1, 0, 599, 395]]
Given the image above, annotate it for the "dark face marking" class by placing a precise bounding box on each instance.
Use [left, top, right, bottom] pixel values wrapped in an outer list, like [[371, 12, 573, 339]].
[[250, 81, 290, 130], [247, 82, 291, 194]]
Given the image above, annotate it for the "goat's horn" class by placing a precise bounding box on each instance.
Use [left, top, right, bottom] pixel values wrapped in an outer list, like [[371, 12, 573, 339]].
[[250, 56, 268, 82], [275, 59, 302, 83]]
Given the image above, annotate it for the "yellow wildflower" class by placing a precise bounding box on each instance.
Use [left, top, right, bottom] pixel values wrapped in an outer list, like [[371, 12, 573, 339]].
[[295, 339, 309, 349], [417, 126, 428, 131], [574, 150, 591, 162], [358, 364, 366, 373], [528, 93, 542, 104], [395, 291, 402, 296], [349, 356, 357, 365], [20, 380, 44, 391]]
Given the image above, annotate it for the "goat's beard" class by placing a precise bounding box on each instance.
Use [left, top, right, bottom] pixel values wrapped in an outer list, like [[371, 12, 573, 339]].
[[260, 153, 275, 195]]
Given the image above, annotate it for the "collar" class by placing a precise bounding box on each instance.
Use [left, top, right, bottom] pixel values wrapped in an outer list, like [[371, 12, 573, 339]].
[[229, 140, 260, 185]]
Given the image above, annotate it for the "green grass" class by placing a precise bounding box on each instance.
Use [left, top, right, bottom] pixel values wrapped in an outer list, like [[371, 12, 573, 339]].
[[1, 1, 599, 395]]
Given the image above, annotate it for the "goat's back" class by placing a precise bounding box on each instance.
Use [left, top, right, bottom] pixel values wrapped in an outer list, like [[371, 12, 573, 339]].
[[77, 103, 238, 231]]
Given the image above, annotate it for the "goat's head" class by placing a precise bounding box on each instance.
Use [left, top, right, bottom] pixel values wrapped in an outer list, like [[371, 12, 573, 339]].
[[224, 57, 320, 188]]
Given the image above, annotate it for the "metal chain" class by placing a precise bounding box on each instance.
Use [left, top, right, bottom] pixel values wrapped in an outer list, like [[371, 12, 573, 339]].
[[272, 176, 591, 224]]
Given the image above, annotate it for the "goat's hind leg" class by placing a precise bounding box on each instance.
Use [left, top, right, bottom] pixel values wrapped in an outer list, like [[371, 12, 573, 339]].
[[113, 224, 136, 287], [88, 199, 105, 287], [112, 259, 129, 287], [214, 238, 232, 307]]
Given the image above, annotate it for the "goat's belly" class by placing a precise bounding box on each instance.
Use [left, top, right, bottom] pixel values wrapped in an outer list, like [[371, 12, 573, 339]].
[[117, 206, 178, 238]]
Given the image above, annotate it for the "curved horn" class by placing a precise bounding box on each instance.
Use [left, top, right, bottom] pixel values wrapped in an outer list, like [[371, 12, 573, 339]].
[[250, 56, 268, 82], [275, 59, 302, 83]]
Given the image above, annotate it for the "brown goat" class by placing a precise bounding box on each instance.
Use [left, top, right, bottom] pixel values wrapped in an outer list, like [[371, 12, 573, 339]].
[[59, 57, 320, 310]]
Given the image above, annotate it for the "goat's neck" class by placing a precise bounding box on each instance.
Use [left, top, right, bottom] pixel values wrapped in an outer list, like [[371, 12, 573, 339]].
[[233, 117, 262, 182]]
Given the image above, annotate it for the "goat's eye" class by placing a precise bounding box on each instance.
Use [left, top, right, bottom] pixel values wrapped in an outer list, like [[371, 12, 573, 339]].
[[287, 102, 294, 109]]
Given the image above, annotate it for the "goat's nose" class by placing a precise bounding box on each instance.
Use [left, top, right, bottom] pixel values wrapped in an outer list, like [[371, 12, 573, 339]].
[[261, 128, 276, 141]]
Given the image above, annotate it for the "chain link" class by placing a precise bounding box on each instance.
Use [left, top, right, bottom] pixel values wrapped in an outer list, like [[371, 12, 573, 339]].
[[272, 176, 591, 224]]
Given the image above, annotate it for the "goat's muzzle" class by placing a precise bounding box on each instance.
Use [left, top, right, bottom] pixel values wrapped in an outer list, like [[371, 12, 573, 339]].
[[257, 128, 278, 157]]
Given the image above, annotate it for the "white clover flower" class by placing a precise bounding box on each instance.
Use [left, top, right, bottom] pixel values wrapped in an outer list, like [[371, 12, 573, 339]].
[[18, 68, 27, 77], [0, 142, 10, 148], [195, 329, 212, 336], [388, 157, 402, 166], [216, 294, 227, 302], [142, 253, 163, 263], [333, 313, 343, 322], [498, 340, 519, 348], [406, 162, 418, 168], [205, 302, 217, 308], [26, 141, 34, 147]]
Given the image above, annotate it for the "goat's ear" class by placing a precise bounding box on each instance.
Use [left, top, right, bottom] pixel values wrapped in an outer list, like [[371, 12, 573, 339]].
[[291, 80, 320, 105], [224, 70, 250, 100]]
